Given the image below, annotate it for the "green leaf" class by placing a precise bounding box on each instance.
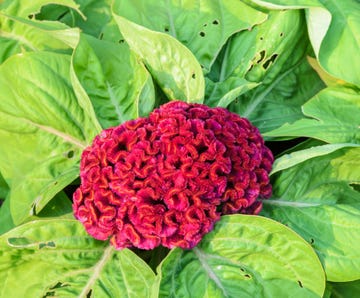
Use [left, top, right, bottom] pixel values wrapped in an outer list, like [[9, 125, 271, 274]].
[[271, 143, 360, 175], [72, 33, 155, 128], [112, 14, 205, 103], [0, 172, 9, 200], [35, 0, 121, 41], [0, 13, 80, 63], [262, 146, 360, 281], [0, 219, 157, 297], [328, 280, 360, 298], [0, 51, 101, 225], [0, 0, 84, 18], [109, 0, 267, 74], [248, 0, 360, 86], [213, 10, 324, 132], [205, 78, 259, 108], [158, 215, 325, 298], [0, 197, 14, 236], [265, 86, 360, 143]]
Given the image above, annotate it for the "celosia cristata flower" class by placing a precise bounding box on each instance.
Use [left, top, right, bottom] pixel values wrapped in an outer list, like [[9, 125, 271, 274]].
[[73, 101, 273, 250]]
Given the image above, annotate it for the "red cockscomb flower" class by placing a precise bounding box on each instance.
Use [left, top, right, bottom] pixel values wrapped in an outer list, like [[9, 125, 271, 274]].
[[73, 101, 273, 250]]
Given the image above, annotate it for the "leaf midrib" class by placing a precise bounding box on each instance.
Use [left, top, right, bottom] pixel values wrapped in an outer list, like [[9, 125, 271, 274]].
[[79, 245, 114, 298]]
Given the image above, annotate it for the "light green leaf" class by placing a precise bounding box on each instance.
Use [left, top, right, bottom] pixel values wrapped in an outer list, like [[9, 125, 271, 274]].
[[158, 215, 325, 298], [0, 0, 84, 19], [271, 143, 360, 175], [265, 86, 360, 143], [248, 0, 360, 86], [328, 280, 360, 298], [0, 13, 80, 63], [0, 51, 101, 225], [0, 219, 157, 297], [112, 14, 205, 103], [313, 0, 360, 87], [110, 0, 267, 74], [262, 146, 360, 281], [72, 33, 155, 128]]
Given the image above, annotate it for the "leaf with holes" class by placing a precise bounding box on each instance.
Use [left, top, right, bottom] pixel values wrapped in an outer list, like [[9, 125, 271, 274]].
[[223, 11, 324, 132], [0, 51, 101, 225], [265, 86, 360, 143], [112, 14, 205, 103], [109, 0, 266, 74], [248, 0, 360, 86], [262, 146, 360, 281], [0, 219, 157, 297], [72, 33, 155, 128], [158, 215, 325, 298]]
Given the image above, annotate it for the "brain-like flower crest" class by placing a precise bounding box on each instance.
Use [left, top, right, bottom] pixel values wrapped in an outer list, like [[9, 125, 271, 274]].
[[73, 101, 273, 250]]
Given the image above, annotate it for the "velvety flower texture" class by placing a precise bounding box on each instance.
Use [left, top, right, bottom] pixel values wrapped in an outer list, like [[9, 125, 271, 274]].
[[73, 101, 273, 250]]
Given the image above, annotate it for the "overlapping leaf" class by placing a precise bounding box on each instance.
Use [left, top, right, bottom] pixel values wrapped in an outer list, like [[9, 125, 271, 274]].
[[220, 10, 324, 131], [0, 0, 86, 63], [72, 34, 155, 128], [262, 146, 360, 281], [248, 0, 360, 86], [0, 219, 157, 297], [0, 51, 101, 225], [111, 0, 267, 74], [265, 87, 360, 143], [112, 15, 205, 103], [158, 215, 325, 297]]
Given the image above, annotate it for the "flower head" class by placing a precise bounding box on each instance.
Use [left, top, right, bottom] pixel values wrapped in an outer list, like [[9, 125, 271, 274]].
[[73, 101, 273, 250]]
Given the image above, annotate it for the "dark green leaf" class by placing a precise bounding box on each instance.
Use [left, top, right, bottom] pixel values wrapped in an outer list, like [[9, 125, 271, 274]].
[[328, 280, 360, 298]]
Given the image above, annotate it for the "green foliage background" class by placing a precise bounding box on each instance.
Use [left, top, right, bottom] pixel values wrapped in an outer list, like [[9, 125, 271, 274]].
[[0, 0, 359, 297]]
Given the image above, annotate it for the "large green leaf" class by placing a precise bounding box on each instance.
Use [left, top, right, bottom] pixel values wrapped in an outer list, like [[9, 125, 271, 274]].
[[0, 51, 101, 225], [110, 0, 267, 74], [158, 215, 325, 297], [265, 86, 360, 143], [112, 14, 205, 103], [0, 219, 157, 297], [72, 33, 155, 128], [248, 0, 360, 86], [262, 146, 360, 281]]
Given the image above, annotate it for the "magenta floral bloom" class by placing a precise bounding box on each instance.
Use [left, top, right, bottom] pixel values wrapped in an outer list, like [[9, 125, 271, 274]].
[[73, 101, 273, 250]]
